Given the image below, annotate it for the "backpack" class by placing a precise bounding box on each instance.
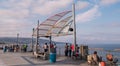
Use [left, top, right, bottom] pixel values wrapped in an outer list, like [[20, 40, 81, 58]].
[[113, 58, 118, 63]]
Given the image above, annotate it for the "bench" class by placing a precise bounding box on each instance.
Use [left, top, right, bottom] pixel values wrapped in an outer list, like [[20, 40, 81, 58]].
[[33, 51, 49, 60]]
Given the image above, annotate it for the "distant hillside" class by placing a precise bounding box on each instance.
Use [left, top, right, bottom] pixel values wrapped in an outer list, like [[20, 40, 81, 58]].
[[0, 37, 65, 45]]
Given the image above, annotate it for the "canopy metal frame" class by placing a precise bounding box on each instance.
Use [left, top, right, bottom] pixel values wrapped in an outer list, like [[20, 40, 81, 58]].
[[32, 8, 77, 54], [33, 11, 73, 37]]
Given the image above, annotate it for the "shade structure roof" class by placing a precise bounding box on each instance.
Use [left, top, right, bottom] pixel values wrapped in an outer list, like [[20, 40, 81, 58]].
[[33, 11, 73, 37]]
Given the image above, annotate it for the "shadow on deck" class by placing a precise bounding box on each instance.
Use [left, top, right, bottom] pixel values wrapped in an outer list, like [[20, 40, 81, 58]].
[[11, 56, 87, 66]]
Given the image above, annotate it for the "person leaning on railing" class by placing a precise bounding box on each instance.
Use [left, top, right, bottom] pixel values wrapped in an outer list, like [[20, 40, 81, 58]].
[[106, 53, 118, 65]]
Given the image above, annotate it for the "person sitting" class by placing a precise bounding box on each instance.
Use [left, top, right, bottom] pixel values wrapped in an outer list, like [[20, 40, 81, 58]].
[[87, 54, 93, 65], [92, 51, 100, 65], [106, 54, 118, 65], [106, 53, 113, 61]]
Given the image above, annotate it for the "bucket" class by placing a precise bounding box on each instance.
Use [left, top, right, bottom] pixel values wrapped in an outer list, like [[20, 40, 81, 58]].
[[49, 53, 56, 63]]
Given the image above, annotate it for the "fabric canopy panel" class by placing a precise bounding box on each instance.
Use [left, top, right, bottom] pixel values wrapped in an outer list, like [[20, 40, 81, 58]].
[[33, 11, 73, 37]]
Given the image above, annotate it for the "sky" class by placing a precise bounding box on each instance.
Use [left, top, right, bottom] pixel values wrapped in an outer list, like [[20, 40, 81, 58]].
[[0, 0, 120, 44]]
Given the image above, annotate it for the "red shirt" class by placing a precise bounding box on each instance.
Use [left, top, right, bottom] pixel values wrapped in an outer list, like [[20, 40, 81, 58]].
[[71, 44, 74, 51]]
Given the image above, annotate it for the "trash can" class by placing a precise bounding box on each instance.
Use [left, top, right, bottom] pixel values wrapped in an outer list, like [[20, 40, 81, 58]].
[[49, 53, 56, 63], [3, 48, 6, 53]]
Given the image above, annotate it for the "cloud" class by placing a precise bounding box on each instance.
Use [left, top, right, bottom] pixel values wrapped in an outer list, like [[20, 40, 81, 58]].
[[0, 0, 32, 9], [94, 21, 120, 28], [0, 0, 32, 19], [76, 5, 101, 23], [0, 9, 29, 19], [100, 0, 120, 6], [76, 32, 120, 44], [0, 18, 34, 37], [0, 0, 35, 37], [32, 0, 72, 15], [0, 0, 72, 38], [76, 1, 90, 10], [110, 22, 120, 27]]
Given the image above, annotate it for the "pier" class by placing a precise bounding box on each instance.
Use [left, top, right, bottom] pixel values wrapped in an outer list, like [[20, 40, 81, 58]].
[[0, 45, 120, 66], [0, 50, 89, 66]]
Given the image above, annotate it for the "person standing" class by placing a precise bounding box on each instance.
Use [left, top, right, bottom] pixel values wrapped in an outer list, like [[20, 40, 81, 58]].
[[65, 43, 69, 56], [43, 43, 48, 52], [92, 51, 99, 65], [3, 45, 7, 53], [71, 44, 75, 56], [68, 44, 72, 57], [53, 43, 57, 53]]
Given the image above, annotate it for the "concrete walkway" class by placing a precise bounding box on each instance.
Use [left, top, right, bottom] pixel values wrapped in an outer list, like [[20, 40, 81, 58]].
[[0, 50, 89, 66], [0, 59, 6, 66]]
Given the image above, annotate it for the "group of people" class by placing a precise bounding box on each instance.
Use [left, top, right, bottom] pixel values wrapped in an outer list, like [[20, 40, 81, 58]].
[[3, 44, 28, 53], [64, 43, 79, 57], [43, 43, 57, 53], [87, 51, 118, 66], [87, 51, 101, 65], [3, 44, 20, 53]]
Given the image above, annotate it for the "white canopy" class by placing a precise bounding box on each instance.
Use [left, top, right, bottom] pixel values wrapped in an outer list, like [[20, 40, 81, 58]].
[[33, 11, 73, 37]]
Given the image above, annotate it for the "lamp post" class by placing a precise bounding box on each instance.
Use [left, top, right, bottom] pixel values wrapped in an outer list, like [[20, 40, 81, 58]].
[[17, 33, 19, 45], [32, 28, 34, 52], [36, 20, 39, 53]]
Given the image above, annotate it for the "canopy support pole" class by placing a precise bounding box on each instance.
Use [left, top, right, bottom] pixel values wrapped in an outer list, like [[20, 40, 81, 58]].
[[49, 34, 52, 53], [72, 2, 77, 52], [32, 28, 34, 52], [36, 20, 39, 53]]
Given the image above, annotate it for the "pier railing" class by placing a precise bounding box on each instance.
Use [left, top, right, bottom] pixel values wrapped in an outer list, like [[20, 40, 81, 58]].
[[89, 48, 120, 61], [1, 44, 120, 63], [56, 47, 120, 62]]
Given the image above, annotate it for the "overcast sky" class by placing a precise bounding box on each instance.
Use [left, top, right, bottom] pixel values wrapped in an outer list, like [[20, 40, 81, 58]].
[[0, 0, 120, 44]]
